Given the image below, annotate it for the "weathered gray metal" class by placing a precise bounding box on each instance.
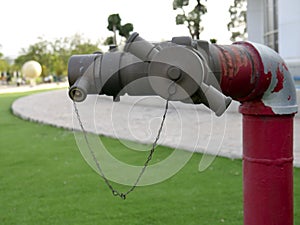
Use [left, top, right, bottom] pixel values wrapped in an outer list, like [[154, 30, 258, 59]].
[[68, 33, 231, 116]]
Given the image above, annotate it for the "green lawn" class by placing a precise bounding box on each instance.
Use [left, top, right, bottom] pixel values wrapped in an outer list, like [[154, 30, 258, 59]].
[[0, 91, 299, 225]]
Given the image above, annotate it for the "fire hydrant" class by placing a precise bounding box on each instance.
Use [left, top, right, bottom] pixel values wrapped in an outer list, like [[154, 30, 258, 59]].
[[68, 33, 297, 225]]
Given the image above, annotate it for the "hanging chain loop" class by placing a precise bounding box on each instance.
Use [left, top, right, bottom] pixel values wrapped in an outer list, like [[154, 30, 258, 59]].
[[73, 96, 170, 200]]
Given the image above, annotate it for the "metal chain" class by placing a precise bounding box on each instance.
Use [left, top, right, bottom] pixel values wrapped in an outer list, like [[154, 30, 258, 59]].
[[73, 98, 169, 200]]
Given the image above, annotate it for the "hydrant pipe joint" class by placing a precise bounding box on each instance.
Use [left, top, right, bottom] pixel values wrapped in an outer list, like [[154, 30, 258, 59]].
[[248, 42, 298, 115], [217, 41, 298, 115]]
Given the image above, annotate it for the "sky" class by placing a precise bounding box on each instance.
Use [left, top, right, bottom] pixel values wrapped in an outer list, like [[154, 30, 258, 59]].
[[0, 0, 233, 58]]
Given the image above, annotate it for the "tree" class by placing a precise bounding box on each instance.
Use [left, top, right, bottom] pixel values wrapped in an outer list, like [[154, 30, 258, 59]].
[[14, 37, 51, 76], [0, 56, 10, 73], [227, 0, 247, 42], [14, 34, 100, 78], [173, 0, 207, 40], [50, 34, 100, 76], [0, 45, 11, 73], [119, 23, 134, 39], [105, 14, 134, 45]]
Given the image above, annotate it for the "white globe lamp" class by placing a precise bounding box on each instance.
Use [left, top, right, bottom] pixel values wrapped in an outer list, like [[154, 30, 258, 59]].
[[22, 60, 42, 86]]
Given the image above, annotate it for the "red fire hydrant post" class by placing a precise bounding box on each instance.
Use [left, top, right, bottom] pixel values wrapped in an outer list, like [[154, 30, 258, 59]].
[[242, 109, 294, 225], [217, 42, 298, 225]]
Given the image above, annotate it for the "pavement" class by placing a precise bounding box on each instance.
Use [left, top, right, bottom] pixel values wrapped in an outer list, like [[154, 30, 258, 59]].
[[0, 82, 69, 94], [3, 83, 300, 167]]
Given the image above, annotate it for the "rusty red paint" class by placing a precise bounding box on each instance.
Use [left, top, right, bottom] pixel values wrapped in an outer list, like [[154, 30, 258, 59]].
[[272, 66, 284, 93], [283, 62, 289, 71], [239, 100, 274, 115], [218, 45, 256, 100], [218, 43, 273, 102], [217, 46, 234, 79]]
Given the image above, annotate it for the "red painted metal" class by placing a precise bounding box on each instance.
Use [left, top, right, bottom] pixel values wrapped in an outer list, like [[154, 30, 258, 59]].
[[217, 42, 297, 110], [217, 43, 270, 102], [242, 108, 294, 225], [215, 42, 297, 225]]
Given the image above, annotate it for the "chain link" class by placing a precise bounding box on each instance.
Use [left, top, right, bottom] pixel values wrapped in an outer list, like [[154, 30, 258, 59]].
[[73, 98, 169, 200]]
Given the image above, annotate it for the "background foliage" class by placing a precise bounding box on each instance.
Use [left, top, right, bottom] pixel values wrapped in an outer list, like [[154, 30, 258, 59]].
[[104, 13, 134, 45], [13, 34, 100, 77], [227, 0, 247, 41], [173, 0, 207, 40]]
